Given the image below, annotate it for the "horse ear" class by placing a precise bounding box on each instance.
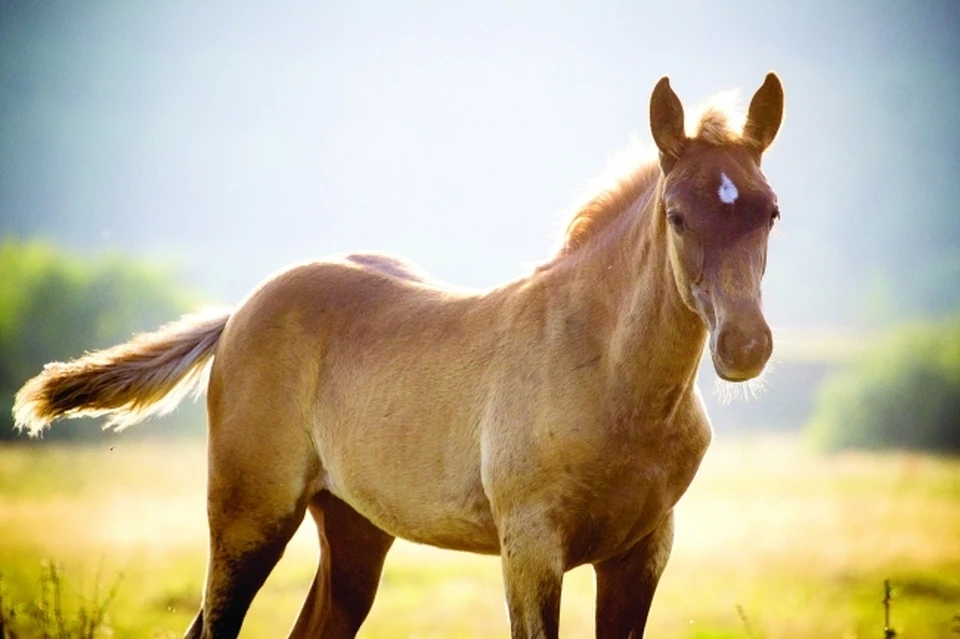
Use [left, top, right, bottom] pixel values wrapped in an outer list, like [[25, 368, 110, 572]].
[[743, 72, 784, 153], [649, 77, 686, 166]]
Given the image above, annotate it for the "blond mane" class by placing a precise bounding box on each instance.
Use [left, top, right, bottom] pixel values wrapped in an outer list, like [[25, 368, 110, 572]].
[[557, 91, 746, 257], [688, 89, 745, 146]]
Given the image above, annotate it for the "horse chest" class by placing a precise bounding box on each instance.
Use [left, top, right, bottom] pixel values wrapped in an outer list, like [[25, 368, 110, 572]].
[[543, 408, 711, 566]]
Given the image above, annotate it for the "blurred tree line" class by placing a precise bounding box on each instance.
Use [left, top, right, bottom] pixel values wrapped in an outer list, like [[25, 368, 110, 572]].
[[807, 317, 960, 453], [2, 237, 957, 452], [0, 238, 206, 441]]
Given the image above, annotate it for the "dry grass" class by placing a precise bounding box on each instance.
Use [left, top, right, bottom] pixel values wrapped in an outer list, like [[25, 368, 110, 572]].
[[0, 435, 957, 638]]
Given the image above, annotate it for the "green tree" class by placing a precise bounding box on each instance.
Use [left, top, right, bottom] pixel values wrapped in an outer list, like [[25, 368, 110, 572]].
[[0, 238, 205, 441], [807, 317, 960, 453]]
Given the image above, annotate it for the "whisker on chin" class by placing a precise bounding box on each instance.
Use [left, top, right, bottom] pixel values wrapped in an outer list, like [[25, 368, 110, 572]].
[[712, 356, 776, 405], [713, 373, 764, 405]]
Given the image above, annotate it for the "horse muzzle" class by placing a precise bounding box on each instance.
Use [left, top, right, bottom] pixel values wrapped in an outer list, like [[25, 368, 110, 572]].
[[710, 318, 772, 381]]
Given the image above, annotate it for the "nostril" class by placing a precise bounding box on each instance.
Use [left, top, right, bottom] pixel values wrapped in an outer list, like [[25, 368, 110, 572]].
[[759, 330, 772, 355], [742, 331, 771, 359], [716, 328, 743, 366]]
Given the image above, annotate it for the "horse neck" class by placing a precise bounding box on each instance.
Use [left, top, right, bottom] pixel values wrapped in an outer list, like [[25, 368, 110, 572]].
[[559, 175, 707, 407]]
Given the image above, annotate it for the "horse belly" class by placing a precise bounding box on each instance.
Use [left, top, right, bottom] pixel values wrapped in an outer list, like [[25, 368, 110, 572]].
[[327, 472, 500, 554], [318, 418, 501, 554]]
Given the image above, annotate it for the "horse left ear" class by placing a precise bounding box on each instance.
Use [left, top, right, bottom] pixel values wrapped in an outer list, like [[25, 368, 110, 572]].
[[743, 72, 784, 153]]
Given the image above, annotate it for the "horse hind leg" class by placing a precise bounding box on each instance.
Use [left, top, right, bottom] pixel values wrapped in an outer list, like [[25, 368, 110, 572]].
[[288, 493, 394, 638], [185, 506, 303, 639], [185, 408, 321, 638]]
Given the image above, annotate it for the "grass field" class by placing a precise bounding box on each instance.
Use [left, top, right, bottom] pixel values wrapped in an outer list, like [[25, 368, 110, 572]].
[[0, 435, 958, 638]]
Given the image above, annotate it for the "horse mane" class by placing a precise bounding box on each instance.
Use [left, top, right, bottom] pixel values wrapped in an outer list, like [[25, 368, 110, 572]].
[[556, 90, 745, 258], [689, 89, 745, 146], [559, 155, 660, 257]]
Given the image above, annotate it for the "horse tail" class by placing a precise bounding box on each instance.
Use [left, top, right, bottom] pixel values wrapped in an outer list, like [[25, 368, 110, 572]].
[[13, 308, 232, 437]]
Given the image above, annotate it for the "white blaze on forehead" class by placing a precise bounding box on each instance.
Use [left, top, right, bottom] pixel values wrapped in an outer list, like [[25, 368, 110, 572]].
[[718, 172, 739, 204]]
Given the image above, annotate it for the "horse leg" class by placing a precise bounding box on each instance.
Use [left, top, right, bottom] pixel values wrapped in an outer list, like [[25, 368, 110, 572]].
[[497, 515, 565, 639], [593, 510, 675, 639], [288, 493, 394, 638], [184, 487, 306, 639], [184, 410, 318, 639]]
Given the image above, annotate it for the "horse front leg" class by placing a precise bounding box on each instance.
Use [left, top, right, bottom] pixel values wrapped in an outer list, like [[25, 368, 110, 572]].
[[497, 513, 565, 639], [593, 510, 675, 639]]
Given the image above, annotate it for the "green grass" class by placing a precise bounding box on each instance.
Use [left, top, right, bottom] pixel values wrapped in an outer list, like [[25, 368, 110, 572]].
[[0, 435, 957, 637], [0, 560, 124, 639]]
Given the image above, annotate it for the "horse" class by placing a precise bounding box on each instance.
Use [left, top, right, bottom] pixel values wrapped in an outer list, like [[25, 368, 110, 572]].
[[13, 72, 784, 638]]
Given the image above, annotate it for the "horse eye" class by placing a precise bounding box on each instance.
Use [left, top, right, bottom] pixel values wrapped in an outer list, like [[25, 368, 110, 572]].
[[667, 211, 685, 232]]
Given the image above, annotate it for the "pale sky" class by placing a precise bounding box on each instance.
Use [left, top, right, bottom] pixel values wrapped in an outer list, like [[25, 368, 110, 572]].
[[2, 0, 958, 327]]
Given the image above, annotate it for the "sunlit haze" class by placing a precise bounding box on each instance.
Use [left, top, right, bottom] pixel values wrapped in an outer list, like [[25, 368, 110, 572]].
[[2, 1, 959, 326]]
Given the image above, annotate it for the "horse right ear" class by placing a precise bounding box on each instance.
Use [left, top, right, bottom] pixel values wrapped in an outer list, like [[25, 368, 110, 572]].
[[650, 77, 686, 170]]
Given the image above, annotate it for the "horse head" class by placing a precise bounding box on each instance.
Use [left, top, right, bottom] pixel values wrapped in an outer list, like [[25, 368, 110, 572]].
[[650, 73, 784, 381]]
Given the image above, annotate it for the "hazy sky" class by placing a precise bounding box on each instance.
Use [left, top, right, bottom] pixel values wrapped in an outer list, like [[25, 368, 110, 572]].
[[2, 1, 958, 328]]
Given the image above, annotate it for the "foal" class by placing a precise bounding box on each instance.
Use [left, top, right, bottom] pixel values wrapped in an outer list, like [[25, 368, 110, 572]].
[[15, 73, 784, 638]]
